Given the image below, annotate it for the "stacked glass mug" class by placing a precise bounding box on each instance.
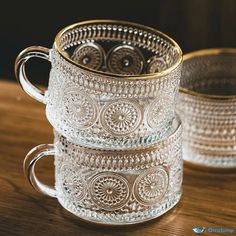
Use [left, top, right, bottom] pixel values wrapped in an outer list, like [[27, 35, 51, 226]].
[[15, 20, 183, 225]]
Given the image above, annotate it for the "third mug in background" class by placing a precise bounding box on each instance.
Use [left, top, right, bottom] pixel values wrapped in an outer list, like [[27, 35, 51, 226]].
[[178, 48, 236, 168]]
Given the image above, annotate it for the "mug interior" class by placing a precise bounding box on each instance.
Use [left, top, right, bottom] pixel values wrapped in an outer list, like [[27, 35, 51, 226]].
[[181, 50, 236, 97], [54, 20, 182, 77]]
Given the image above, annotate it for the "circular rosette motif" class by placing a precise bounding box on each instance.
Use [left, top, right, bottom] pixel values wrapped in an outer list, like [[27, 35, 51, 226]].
[[146, 97, 172, 129], [100, 99, 142, 136], [147, 55, 168, 73], [71, 42, 105, 70], [133, 167, 169, 206], [62, 88, 98, 129], [89, 172, 130, 211], [107, 45, 144, 75], [59, 164, 86, 202]]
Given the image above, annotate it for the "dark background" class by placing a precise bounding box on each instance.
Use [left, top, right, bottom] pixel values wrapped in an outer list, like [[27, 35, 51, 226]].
[[2, 0, 236, 85]]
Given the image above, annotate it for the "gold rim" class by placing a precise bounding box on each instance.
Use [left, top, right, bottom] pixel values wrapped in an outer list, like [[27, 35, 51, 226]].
[[180, 48, 236, 100], [54, 19, 182, 79]]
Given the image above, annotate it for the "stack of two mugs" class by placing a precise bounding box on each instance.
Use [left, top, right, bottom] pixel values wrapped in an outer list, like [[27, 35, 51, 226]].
[[15, 20, 183, 225]]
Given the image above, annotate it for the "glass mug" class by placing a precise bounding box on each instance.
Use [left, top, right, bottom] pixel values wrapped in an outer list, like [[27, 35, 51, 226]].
[[15, 20, 182, 150], [178, 48, 236, 168], [24, 118, 182, 225]]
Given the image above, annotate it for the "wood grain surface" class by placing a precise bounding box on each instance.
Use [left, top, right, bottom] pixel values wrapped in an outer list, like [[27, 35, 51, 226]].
[[0, 80, 235, 236]]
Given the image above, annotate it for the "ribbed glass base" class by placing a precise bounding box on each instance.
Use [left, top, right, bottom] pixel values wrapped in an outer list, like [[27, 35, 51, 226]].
[[57, 192, 182, 225]]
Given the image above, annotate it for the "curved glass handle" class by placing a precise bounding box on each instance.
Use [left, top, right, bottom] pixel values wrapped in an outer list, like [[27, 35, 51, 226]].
[[23, 144, 57, 198], [15, 46, 50, 104]]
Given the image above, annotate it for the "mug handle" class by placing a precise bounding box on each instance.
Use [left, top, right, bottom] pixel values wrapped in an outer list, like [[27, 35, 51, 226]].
[[23, 144, 57, 198], [15, 46, 50, 104]]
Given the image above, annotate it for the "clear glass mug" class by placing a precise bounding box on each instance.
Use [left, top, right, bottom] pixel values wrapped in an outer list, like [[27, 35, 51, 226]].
[[178, 48, 236, 168], [24, 118, 182, 225], [15, 20, 182, 150]]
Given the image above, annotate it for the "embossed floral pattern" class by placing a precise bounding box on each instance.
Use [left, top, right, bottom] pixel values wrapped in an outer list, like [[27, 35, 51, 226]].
[[134, 167, 168, 205], [147, 97, 173, 129], [101, 99, 142, 136], [59, 164, 85, 201], [107, 45, 144, 75], [147, 56, 168, 73], [71, 43, 105, 70], [89, 172, 130, 211], [62, 88, 98, 129]]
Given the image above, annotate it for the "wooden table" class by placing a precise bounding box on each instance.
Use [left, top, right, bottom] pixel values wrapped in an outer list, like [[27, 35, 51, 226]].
[[0, 80, 235, 236]]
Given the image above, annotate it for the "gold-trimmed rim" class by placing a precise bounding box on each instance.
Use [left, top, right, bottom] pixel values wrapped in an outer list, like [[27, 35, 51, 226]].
[[54, 19, 182, 79], [180, 48, 236, 100]]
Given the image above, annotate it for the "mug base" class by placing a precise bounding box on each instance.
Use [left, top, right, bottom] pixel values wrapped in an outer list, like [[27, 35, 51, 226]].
[[183, 146, 236, 169], [46, 108, 174, 151], [57, 192, 182, 225]]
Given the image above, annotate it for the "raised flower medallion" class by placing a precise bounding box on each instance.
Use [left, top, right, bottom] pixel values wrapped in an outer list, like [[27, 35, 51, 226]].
[[101, 99, 142, 136], [133, 166, 169, 206], [62, 88, 98, 129], [89, 172, 130, 211]]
